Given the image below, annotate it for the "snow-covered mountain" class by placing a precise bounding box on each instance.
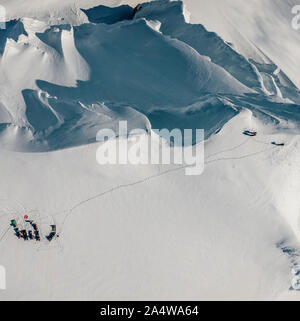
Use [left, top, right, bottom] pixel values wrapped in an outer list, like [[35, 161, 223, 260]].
[[0, 0, 300, 300], [0, 0, 300, 151]]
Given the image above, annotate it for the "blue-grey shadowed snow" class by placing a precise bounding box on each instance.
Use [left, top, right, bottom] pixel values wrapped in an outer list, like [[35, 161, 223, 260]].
[[42, 102, 150, 151], [227, 93, 300, 126], [276, 240, 300, 291], [134, 0, 262, 91], [81, 5, 134, 25], [1, 1, 300, 152], [250, 59, 300, 104], [23, 90, 59, 132], [29, 14, 250, 150], [36, 25, 71, 56], [24, 88, 151, 151], [19, 6, 300, 151], [35, 17, 249, 107], [0, 20, 27, 55], [148, 95, 239, 144]]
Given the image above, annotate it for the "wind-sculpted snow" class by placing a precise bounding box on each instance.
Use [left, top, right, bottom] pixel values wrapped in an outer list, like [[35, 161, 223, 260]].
[[0, 0, 299, 151], [82, 5, 134, 25], [134, 1, 300, 103], [2, 0, 300, 301], [0, 20, 27, 55], [134, 0, 262, 91]]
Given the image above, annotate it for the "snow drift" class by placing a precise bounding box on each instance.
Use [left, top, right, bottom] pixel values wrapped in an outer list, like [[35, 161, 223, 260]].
[[0, 0, 299, 151]]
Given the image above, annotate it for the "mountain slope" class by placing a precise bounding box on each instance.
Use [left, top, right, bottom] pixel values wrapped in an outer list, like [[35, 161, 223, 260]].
[[0, 1, 254, 151], [0, 0, 300, 300], [0, 0, 299, 151]]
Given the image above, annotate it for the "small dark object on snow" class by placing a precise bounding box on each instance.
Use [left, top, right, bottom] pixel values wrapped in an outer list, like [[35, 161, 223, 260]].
[[34, 230, 40, 241], [46, 232, 56, 242], [271, 142, 285, 146], [28, 231, 34, 240], [31, 223, 38, 231], [46, 225, 57, 242], [20, 230, 28, 241], [14, 228, 21, 238], [133, 4, 143, 17], [243, 130, 257, 137]]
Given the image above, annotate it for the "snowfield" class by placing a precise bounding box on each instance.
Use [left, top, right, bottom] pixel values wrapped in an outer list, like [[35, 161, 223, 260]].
[[0, 0, 300, 300]]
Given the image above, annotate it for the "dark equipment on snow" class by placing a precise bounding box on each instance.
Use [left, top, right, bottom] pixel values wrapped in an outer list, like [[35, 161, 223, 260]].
[[32, 221, 40, 241], [20, 230, 28, 241], [10, 219, 58, 243], [28, 231, 34, 240], [46, 225, 57, 242], [31, 223, 38, 231], [271, 142, 285, 146], [34, 230, 40, 241], [14, 228, 21, 238], [243, 130, 257, 137], [46, 232, 56, 242]]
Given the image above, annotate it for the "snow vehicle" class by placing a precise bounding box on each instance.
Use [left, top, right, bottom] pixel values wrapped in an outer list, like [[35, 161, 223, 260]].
[[243, 130, 257, 137], [271, 142, 285, 146]]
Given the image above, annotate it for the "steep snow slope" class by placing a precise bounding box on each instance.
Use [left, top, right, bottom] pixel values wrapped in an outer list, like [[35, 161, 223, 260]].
[[135, 1, 262, 91], [0, 0, 300, 152], [135, 1, 300, 103], [0, 2, 255, 151], [183, 0, 300, 90], [3, 0, 300, 91]]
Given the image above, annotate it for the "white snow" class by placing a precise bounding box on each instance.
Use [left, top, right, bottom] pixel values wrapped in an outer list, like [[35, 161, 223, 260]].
[[0, 0, 300, 300], [0, 3, 253, 151], [0, 110, 300, 299], [183, 0, 300, 90]]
